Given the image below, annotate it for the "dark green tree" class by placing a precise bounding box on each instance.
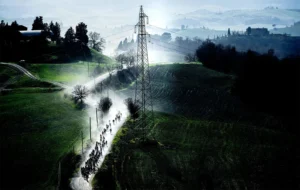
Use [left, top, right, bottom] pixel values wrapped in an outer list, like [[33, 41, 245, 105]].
[[50, 22, 61, 43], [64, 27, 75, 44], [0, 20, 5, 28], [118, 41, 123, 50], [49, 21, 54, 31], [11, 21, 18, 29], [43, 23, 50, 32], [123, 38, 128, 49], [175, 36, 183, 45], [228, 28, 231, 36], [98, 97, 112, 113], [54, 22, 61, 43], [75, 22, 88, 45], [161, 32, 172, 42], [246, 27, 251, 35], [32, 16, 44, 30]]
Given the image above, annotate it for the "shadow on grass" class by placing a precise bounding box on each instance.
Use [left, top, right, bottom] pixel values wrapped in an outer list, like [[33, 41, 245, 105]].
[[74, 100, 89, 110], [60, 152, 81, 190], [139, 139, 183, 182]]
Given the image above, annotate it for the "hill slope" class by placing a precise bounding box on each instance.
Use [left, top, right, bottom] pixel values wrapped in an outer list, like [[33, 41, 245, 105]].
[[170, 8, 300, 30], [93, 64, 298, 189]]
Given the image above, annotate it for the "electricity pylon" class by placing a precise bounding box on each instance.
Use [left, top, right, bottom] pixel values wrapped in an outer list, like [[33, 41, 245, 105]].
[[134, 5, 154, 138]]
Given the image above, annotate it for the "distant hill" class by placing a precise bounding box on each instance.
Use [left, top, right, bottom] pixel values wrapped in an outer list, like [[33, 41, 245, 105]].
[[270, 21, 300, 36], [169, 8, 300, 31], [170, 27, 227, 39]]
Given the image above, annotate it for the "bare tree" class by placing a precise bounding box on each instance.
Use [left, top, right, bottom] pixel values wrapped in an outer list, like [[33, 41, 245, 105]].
[[72, 85, 90, 102], [88, 32, 105, 52]]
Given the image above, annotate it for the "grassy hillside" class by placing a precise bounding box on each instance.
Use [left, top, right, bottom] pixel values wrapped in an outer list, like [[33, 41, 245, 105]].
[[0, 65, 89, 189], [90, 48, 114, 64], [119, 64, 279, 128], [0, 91, 89, 189], [26, 61, 118, 85], [93, 63, 297, 189], [93, 113, 298, 190], [0, 65, 57, 89]]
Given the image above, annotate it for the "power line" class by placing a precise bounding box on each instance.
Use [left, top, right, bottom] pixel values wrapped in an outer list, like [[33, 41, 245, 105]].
[[149, 41, 188, 55], [150, 37, 196, 53], [148, 24, 189, 38], [103, 28, 134, 39]]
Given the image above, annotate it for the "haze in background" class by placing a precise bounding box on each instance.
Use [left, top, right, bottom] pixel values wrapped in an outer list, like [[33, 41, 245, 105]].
[[1, 0, 299, 55]]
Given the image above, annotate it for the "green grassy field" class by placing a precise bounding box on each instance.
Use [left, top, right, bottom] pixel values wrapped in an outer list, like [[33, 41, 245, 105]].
[[0, 65, 57, 89], [0, 63, 95, 189], [1, 62, 297, 189], [120, 64, 278, 128], [93, 112, 298, 190], [27, 62, 117, 84], [94, 63, 298, 190], [0, 91, 89, 189]]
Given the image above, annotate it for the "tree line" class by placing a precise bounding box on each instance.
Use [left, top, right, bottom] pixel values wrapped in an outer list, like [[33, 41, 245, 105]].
[[0, 16, 105, 63], [195, 40, 300, 133], [116, 32, 203, 54]]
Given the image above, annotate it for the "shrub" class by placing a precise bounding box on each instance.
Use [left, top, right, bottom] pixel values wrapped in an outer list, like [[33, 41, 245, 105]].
[[98, 97, 112, 113], [124, 98, 140, 119]]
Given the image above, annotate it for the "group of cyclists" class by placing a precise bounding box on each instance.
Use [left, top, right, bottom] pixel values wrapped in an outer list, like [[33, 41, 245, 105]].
[[81, 111, 123, 181]]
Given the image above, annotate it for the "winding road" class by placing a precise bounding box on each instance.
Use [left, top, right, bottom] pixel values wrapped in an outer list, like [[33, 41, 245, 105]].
[[0, 62, 69, 88]]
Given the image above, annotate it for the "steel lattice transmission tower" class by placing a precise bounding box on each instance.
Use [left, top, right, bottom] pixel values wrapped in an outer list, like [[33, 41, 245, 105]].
[[134, 5, 154, 136]]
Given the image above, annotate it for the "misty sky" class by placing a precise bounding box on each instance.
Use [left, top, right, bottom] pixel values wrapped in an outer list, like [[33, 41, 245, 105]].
[[1, 0, 299, 55], [1, 0, 299, 19], [0, 0, 299, 38]]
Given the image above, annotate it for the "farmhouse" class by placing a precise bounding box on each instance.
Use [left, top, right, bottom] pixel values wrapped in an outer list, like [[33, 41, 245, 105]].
[[250, 28, 270, 36]]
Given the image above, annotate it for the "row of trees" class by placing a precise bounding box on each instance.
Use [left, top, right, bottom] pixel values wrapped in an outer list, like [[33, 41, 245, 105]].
[[116, 32, 201, 51], [32, 16, 105, 52], [64, 23, 105, 52], [195, 40, 300, 132], [116, 32, 203, 55], [0, 16, 105, 62], [115, 49, 135, 68], [117, 38, 135, 51], [31, 16, 61, 44]]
